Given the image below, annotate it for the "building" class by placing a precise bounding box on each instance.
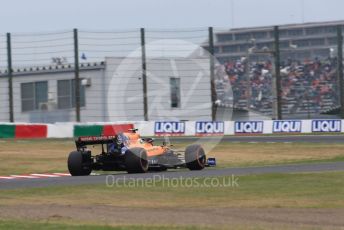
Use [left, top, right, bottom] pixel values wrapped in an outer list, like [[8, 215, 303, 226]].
[[0, 62, 105, 123], [0, 57, 216, 123], [213, 20, 344, 63]]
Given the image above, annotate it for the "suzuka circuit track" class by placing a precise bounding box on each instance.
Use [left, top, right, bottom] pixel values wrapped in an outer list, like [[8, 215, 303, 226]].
[[1, 135, 344, 190]]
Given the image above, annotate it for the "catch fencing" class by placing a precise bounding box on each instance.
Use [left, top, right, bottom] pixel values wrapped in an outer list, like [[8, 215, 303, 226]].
[[0, 24, 344, 123]]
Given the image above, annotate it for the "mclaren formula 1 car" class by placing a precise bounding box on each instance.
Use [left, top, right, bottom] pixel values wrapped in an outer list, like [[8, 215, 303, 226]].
[[67, 129, 216, 176]]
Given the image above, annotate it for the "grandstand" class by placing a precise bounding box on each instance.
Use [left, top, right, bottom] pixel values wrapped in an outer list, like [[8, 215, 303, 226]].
[[213, 20, 343, 62], [211, 20, 343, 118]]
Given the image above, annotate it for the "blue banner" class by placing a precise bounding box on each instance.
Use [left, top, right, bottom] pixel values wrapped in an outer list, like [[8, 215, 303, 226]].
[[195, 121, 224, 136], [312, 120, 341, 132], [273, 120, 301, 133], [235, 121, 263, 134], [154, 121, 185, 136]]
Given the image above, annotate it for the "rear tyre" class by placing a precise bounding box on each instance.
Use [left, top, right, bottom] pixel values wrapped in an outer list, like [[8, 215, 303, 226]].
[[185, 144, 206, 170], [68, 151, 92, 176], [125, 148, 149, 174]]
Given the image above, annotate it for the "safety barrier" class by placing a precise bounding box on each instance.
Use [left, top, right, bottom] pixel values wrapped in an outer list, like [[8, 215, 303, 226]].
[[0, 120, 343, 138]]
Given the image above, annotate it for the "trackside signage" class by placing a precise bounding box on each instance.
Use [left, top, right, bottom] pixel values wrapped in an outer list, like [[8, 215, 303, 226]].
[[273, 120, 301, 133], [311, 120, 341, 132], [195, 121, 224, 136], [154, 122, 185, 136], [235, 121, 263, 134]]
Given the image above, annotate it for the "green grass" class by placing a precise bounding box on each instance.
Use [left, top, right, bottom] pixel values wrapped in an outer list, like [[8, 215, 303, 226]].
[[1, 171, 344, 209], [1, 172, 344, 229], [0, 221, 216, 230], [0, 138, 344, 175]]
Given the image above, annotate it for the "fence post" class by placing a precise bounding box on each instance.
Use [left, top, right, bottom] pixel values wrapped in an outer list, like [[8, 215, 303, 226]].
[[140, 28, 148, 121], [73, 28, 81, 122], [208, 27, 217, 121], [273, 26, 282, 120], [6, 33, 14, 122], [337, 25, 344, 118]]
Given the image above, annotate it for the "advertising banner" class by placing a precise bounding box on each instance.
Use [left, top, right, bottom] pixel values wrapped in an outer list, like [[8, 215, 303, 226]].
[[311, 120, 341, 132], [195, 121, 224, 136], [273, 120, 302, 133], [154, 121, 185, 136], [235, 121, 263, 134]]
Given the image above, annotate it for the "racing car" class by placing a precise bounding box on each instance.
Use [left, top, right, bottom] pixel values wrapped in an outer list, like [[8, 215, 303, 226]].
[[67, 129, 216, 176]]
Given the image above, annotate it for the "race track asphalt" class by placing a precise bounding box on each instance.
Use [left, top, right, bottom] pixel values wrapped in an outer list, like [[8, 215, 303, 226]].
[[1, 162, 344, 190]]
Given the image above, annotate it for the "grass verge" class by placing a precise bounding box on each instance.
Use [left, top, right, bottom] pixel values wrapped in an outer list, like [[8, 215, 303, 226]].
[[1, 171, 344, 209], [1, 171, 344, 229], [0, 139, 344, 175], [0, 221, 217, 230]]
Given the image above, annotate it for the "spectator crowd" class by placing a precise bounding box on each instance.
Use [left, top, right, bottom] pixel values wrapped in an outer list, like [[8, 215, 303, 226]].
[[215, 57, 339, 116]]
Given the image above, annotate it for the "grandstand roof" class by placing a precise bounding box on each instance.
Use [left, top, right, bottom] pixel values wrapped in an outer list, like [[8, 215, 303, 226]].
[[217, 20, 344, 34]]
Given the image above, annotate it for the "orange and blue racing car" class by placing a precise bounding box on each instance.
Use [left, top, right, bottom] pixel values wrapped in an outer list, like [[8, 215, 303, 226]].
[[68, 129, 216, 176]]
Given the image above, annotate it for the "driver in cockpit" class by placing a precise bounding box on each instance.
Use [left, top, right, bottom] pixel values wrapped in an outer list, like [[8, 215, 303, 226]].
[[108, 133, 129, 155]]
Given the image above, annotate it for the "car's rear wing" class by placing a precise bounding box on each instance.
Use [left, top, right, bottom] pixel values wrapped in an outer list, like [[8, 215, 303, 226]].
[[75, 136, 117, 149]]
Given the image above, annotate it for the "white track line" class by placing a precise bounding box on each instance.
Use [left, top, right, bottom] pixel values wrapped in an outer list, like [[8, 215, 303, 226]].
[[0, 173, 71, 180], [10, 175, 40, 179], [0, 176, 15, 180], [30, 174, 60, 178], [52, 173, 71, 176]]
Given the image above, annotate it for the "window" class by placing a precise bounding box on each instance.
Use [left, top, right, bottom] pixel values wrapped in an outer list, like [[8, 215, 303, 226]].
[[295, 39, 309, 47], [252, 32, 267, 39], [170, 78, 181, 108], [279, 41, 289, 48], [217, 34, 233, 42], [57, 79, 85, 109], [328, 37, 337, 45], [324, 26, 336, 34], [288, 29, 303, 37], [314, 49, 330, 57], [235, 33, 251, 41], [309, 38, 324, 46], [257, 42, 272, 49], [278, 30, 288, 38], [223, 45, 238, 53], [306, 27, 323, 35], [238, 44, 249, 52], [21, 81, 48, 112]]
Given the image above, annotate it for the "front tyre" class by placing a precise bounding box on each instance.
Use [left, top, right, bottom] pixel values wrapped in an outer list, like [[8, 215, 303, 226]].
[[125, 148, 149, 173], [68, 151, 92, 176], [185, 144, 206, 170]]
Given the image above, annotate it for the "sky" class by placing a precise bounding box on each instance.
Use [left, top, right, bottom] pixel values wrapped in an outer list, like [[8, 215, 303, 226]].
[[0, 0, 344, 33]]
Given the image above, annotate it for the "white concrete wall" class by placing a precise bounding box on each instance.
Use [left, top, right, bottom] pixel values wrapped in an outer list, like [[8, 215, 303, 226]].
[[105, 57, 212, 121], [146, 58, 212, 121], [105, 57, 144, 121]]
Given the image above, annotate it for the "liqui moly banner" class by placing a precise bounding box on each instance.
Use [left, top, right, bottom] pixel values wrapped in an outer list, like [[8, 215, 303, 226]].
[[311, 120, 341, 132], [273, 120, 302, 133], [195, 121, 224, 136], [235, 121, 263, 134], [154, 121, 185, 136]]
